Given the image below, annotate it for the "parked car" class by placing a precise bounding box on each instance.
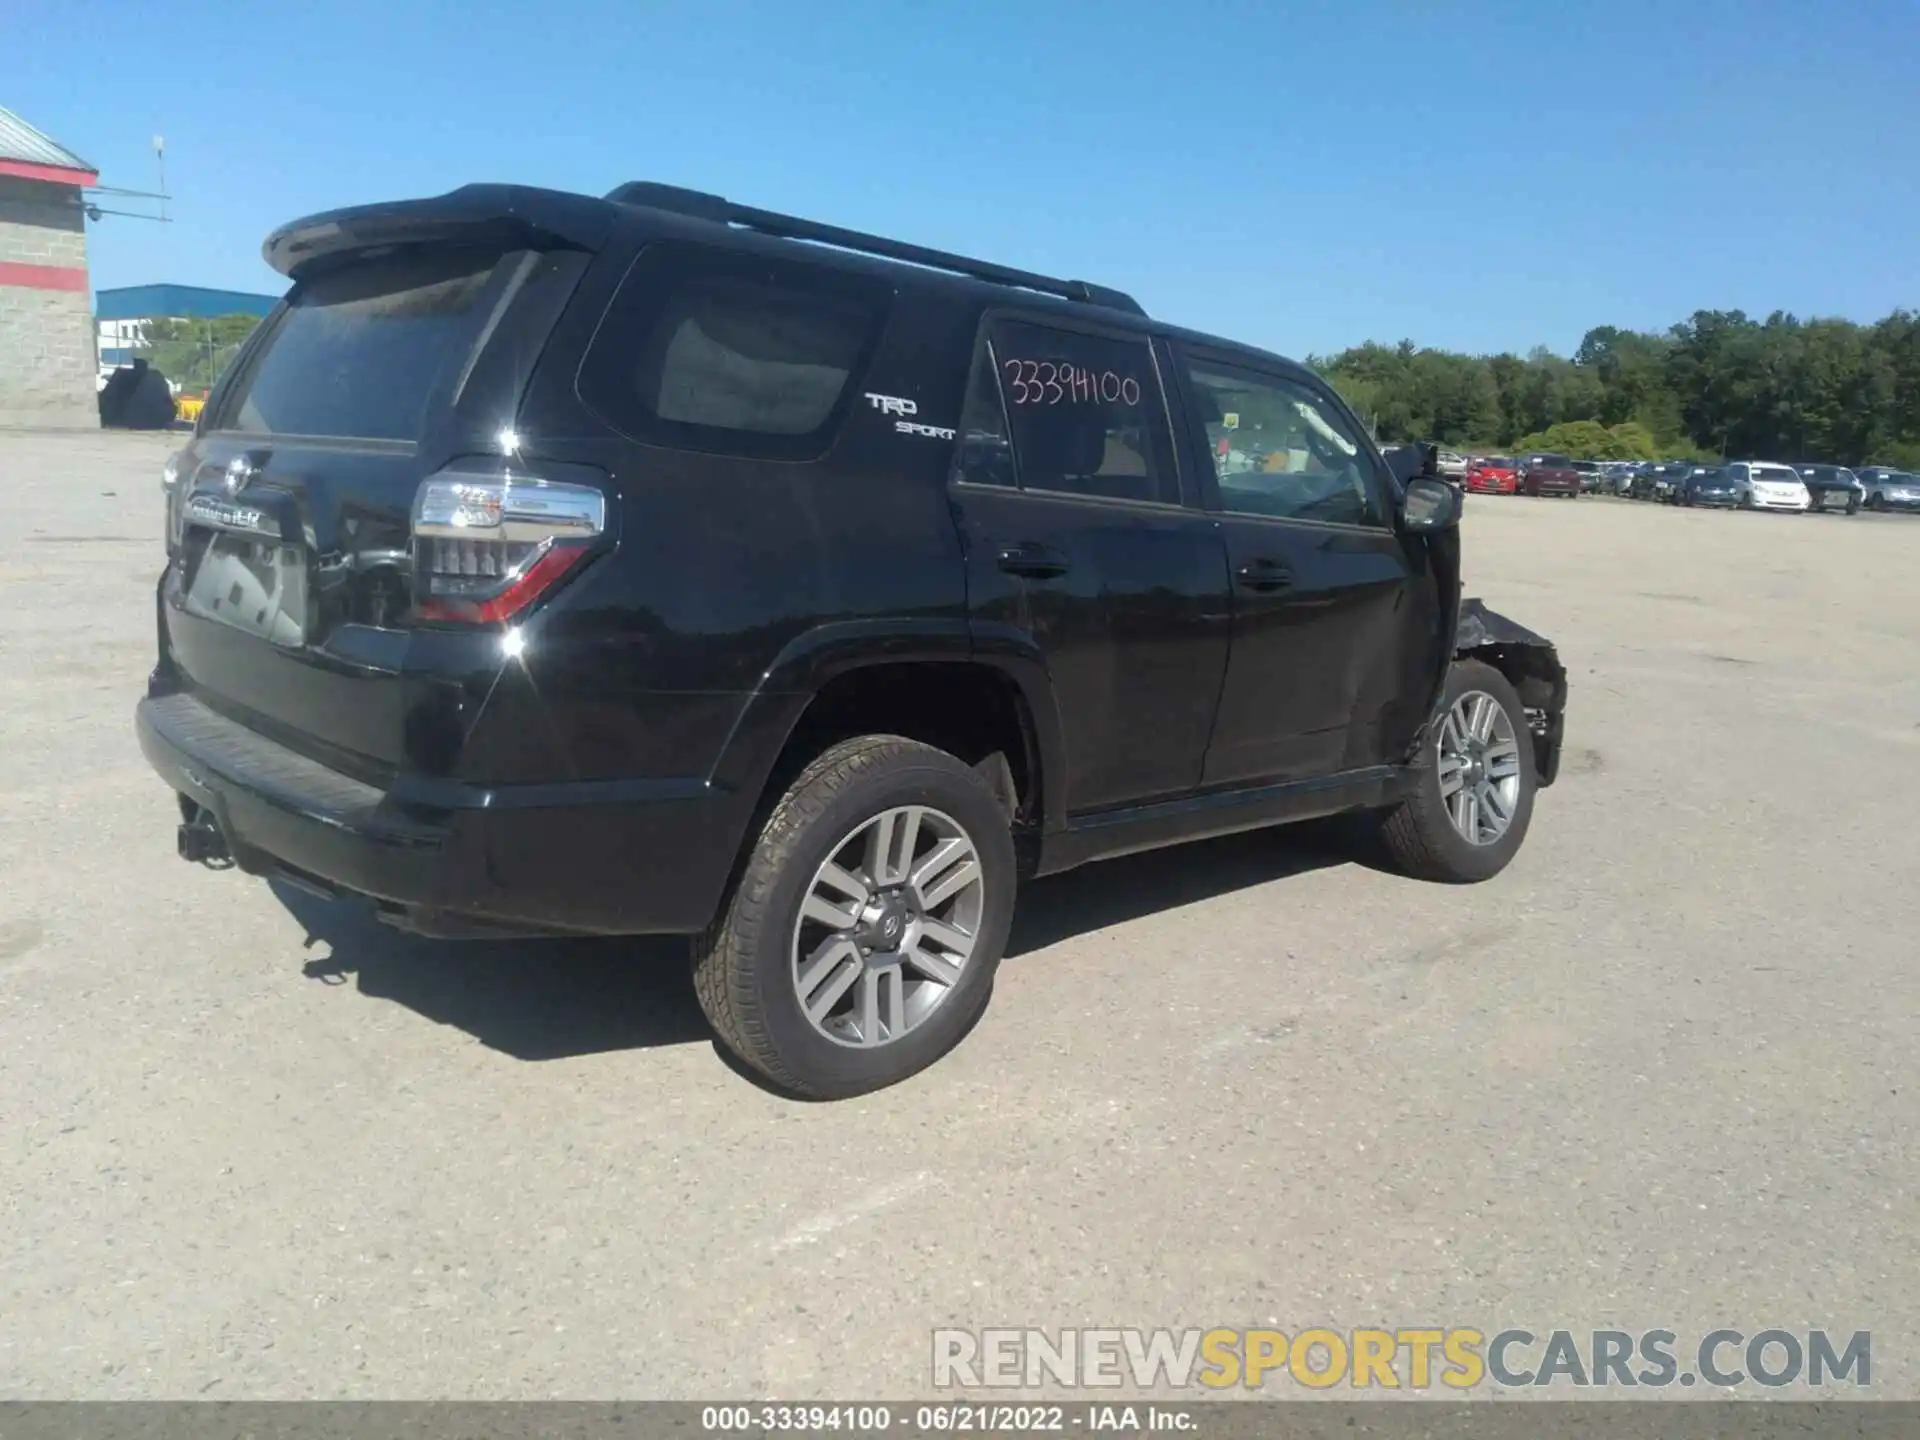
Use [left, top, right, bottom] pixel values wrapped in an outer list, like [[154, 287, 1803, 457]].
[[1725, 461, 1811, 512], [1630, 461, 1693, 501], [1794, 464, 1862, 515], [1517, 452, 1581, 498], [137, 178, 1568, 1099], [1856, 468, 1920, 512], [1435, 447, 1468, 481], [1464, 455, 1518, 494], [1674, 466, 1742, 508], [1568, 459, 1603, 493], [1600, 461, 1638, 495]]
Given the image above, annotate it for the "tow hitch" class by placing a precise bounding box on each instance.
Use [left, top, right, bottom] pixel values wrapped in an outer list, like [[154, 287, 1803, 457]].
[[176, 803, 233, 867]]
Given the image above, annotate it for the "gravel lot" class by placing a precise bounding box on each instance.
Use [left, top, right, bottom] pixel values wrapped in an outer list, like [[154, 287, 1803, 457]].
[[2, 430, 1917, 1400]]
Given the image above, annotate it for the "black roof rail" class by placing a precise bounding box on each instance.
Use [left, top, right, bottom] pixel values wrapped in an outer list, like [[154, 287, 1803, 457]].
[[604, 181, 1146, 317]]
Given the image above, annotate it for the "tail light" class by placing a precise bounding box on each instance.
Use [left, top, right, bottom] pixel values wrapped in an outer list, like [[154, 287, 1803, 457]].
[[161, 450, 185, 551], [411, 466, 607, 625]]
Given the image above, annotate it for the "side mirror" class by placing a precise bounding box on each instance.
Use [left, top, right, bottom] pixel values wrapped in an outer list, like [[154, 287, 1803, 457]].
[[1401, 476, 1461, 533]]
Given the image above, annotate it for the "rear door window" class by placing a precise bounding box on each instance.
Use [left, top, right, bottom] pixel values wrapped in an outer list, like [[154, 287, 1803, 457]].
[[980, 318, 1178, 505], [220, 248, 503, 441], [578, 242, 889, 461]]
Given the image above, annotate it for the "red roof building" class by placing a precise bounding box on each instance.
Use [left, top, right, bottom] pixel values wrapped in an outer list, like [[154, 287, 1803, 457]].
[[1, 104, 102, 428]]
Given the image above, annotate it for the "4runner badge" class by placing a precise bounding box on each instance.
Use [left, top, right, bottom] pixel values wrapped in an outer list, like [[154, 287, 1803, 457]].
[[864, 392, 956, 443]]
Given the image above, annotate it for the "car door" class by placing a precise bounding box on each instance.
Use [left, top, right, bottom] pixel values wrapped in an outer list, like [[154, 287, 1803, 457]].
[[1165, 344, 1437, 787], [946, 314, 1232, 816]]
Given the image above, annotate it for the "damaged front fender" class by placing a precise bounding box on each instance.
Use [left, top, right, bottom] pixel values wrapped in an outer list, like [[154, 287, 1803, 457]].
[[1441, 599, 1569, 788]]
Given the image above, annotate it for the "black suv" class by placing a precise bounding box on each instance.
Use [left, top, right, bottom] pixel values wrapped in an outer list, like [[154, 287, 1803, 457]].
[[1794, 464, 1862, 515], [137, 182, 1568, 1098]]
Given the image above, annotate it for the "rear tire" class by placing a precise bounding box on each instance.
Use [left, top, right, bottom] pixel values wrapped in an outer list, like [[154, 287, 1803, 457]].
[[693, 736, 1016, 1099], [1373, 661, 1537, 884]]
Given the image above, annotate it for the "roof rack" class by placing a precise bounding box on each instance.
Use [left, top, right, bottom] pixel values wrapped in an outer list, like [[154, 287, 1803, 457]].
[[604, 181, 1146, 317]]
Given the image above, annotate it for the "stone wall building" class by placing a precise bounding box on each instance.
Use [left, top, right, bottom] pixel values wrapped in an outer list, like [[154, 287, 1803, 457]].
[[0, 105, 99, 430]]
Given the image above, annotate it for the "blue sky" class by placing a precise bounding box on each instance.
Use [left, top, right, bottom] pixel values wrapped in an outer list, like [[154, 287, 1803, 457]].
[[6, 0, 1915, 358]]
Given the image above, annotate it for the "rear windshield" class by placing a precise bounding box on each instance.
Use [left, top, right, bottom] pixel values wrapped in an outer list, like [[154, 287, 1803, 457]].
[[1752, 466, 1801, 482], [1531, 454, 1572, 467], [222, 248, 502, 440]]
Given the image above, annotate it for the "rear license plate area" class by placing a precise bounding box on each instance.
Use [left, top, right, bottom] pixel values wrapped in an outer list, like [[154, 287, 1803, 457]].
[[181, 530, 310, 647]]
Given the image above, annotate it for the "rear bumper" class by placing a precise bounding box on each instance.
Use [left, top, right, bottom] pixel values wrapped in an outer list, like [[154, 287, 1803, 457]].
[[136, 691, 743, 937]]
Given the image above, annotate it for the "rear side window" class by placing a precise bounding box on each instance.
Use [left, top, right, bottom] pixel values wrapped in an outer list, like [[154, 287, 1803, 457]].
[[579, 242, 888, 460], [222, 248, 500, 440], [979, 318, 1177, 505], [950, 343, 1018, 488]]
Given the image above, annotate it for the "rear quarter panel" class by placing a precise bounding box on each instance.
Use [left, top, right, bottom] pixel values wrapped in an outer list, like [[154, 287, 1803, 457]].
[[486, 222, 977, 794]]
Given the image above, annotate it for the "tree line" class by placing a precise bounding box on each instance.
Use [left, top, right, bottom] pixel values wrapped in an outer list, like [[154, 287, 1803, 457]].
[[1310, 309, 1920, 468]]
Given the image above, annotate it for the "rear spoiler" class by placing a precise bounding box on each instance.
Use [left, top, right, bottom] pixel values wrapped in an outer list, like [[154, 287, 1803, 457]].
[[263, 184, 618, 280]]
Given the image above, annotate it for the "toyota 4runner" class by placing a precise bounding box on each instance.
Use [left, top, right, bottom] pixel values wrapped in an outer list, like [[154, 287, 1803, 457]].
[[137, 181, 1568, 1098]]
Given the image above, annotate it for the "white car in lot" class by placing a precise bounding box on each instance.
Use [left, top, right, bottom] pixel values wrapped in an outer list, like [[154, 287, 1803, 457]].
[[1725, 462, 1811, 512]]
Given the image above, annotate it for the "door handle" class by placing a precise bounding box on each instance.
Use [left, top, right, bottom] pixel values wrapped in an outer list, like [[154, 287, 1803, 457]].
[[1235, 558, 1294, 592], [996, 542, 1071, 579]]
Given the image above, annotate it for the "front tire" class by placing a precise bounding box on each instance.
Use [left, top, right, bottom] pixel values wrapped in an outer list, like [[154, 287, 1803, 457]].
[[693, 736, 1016, 1099], [1374, 660, 1537, 884]]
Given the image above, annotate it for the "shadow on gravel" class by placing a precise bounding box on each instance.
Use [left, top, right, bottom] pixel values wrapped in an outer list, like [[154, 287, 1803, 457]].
[[273, 881, 712, 1062], [270, 825, 1351, 1066], [1006, 825, 1348, 958]]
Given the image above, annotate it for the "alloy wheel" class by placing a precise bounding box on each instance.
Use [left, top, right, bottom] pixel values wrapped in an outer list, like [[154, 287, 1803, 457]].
[[791, 805, 985, 1048], [1436, 691, 1524, 846]]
